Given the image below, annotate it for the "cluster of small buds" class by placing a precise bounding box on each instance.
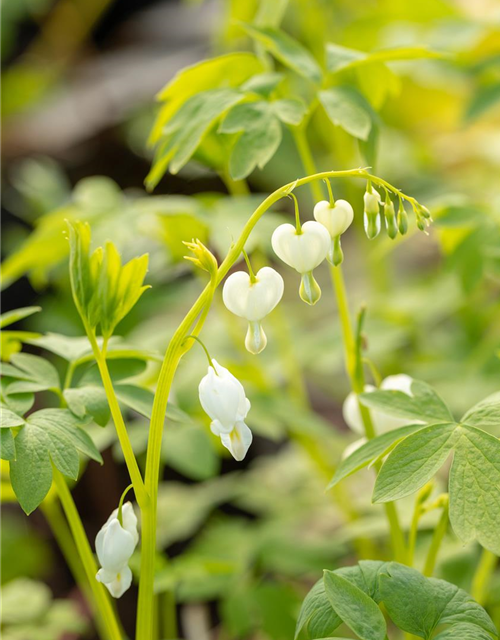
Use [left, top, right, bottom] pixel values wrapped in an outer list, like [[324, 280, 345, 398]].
[[95, 502, 139, 598]]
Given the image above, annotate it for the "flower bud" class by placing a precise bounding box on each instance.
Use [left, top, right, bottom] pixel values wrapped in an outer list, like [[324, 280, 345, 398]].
[[271, 221, 330, 305], [95, 502, 138, 598], [363, 188, 381, 240], [383, 199, 398, 240], [198, 360, 253, 461], [313, 199, 354, 238], [222, 267, 284, 354], [397, 205, 408, 235], [183, 239, 218, 277]]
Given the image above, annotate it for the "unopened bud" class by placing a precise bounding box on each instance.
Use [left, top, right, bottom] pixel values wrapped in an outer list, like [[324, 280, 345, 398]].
[[363, 188, 381, 240], [384, 200, 398, 240], [397, 206, 408, 235], [183, 239, 218, 277]]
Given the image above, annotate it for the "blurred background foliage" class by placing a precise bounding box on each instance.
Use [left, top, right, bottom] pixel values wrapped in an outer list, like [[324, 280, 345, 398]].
[[1, 0, 500, 638]]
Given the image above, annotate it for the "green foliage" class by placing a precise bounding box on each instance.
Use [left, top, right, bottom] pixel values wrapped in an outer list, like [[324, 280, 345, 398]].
[[67, 220, 150, 339], [296, 561, 497, 640], [335, 382, 500, 554], [318, 87, 373, 140], [7, 408, 102, 514]]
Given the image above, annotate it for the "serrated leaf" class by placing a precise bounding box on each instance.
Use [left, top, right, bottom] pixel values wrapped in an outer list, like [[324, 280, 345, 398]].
[[328, 424, 424, 488], [323, 571, 386, 640], [461, 392, 500, 433], [318, 87, 372, 140], [9, 409, 102, 514], [449, 425, 500, 554], [0, 307, 41, 329], [373, 423, 459, 503], [360, 380, 454, 424], [240, 24, 323, 84]]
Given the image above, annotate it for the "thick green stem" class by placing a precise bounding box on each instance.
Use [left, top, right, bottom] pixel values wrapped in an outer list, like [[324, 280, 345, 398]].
[[51, 468, 122, 640], [87, 332, 149, 510], [471, 549, 498, 605], [423, 501, 449, 576]]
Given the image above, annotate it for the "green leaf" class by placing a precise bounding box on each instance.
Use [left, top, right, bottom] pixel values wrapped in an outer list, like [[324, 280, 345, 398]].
[[163, 424, 220, 481], [115, 384, 154, 418], [379, 563, 496, 639], [0, 407, 26, 428], [359, 380, 454, 423], [323, 571, 386, 640], [272, 98, 307, 125], [449, 425, 500, 554], [240, 24, 323, 84], [221, 102, 283, 180], [64, 385, 110, 427], [461, 392, 500, 432], [6, 352, 60, 391], [0, 307, 41, 329], [465, 83, 500, 123], [242, 72, 285, 97], [326, 42, 445, 73], [1, 428, 16, 461], [9, 409, 102, 514], [373, 423, 459, 503], [318, 87, 372, 140], [328, 424, 424, 488], [295, 578, 341, 640], [433, 623, 495, 640]]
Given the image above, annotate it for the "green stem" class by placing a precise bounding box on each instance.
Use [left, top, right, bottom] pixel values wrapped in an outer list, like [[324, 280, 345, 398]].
[[423, 500, 449, 577], [87, 331, 149, 510], [51, 467, 122, 640], [221, 170, 250, 196], [471, 549, 498, 605], [136, 166, 419, 639]]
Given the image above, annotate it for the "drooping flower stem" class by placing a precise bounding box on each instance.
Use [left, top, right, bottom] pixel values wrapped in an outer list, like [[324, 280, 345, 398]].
[[52, 467, 122, 640], [136, 167, 422, 638]]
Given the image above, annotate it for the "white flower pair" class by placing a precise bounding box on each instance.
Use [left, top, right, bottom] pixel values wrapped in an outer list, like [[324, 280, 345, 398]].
[[95, 502, 138, 598]]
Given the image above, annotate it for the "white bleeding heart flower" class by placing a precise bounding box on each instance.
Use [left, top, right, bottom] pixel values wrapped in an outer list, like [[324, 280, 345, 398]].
[[271, 221, 330, 305], [313, 199, 354, 238], [95, 502, 138, 598], [343, 374, 422, 435], [199, 360, 253, 461], [222, 266, 284, 354]]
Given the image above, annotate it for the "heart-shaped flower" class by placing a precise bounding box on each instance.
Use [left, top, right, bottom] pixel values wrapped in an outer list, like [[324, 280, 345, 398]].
[[222, 266, 284, 353], [313, 199, 354, 238], [271, 221, 330, 304]]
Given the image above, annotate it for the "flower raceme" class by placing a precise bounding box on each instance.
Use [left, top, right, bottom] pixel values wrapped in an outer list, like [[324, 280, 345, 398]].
[[95, 502, 139, 598], [198, 360, 252, 461], [271, 221, 330, 305], [222, 266, 284, 354], [363, 186, 381, 240]]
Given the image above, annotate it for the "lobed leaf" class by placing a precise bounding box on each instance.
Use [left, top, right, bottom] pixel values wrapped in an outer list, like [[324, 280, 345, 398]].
[[359, 379, 454, 423], [328, 423, 425, 488], [373, 423, 459, 503], [319, 87, 372, 140], [323, 571, 386, 640], [461, 392, 500, 433]]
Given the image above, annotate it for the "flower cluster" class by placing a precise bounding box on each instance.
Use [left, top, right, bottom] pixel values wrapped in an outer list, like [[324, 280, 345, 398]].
[[95, 502, 139, 598], [191, 181, 430, 463]]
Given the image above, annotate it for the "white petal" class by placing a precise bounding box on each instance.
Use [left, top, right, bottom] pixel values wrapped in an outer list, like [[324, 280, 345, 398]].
[[198, 361, 243, 432], [95, 519, 136, 572], [314, 199, 354, 237], [222, 267, 284, 322], [120, 502, 139, 546], [220, 420, 253, 461], [381, 374, 414, 395], [97, 565, 133, 599], [342, 386, 376, 434], [271, 222, 330, 274]]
